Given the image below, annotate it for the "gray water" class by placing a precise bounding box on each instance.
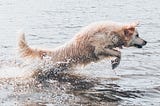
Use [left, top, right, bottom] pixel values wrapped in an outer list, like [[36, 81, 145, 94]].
[[0, 0, 160, 105]]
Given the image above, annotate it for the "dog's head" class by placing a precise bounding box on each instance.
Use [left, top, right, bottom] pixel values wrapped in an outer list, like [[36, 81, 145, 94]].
[[122, 21, 147, 48]]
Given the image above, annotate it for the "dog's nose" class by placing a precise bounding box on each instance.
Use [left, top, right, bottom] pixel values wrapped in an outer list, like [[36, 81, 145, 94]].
[[143, 40, 147, 45]]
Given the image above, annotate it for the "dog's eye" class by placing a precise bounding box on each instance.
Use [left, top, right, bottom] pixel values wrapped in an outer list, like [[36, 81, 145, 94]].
[[136, 34, 139, 37]]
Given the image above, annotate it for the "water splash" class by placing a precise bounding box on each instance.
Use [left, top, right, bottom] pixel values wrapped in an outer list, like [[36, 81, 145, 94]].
[[0, 66, 28, 78], [0, 57, 41, 79]]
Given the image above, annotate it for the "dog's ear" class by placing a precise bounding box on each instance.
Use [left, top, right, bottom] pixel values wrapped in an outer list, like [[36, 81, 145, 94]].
[[123, 21, 139, 37], [124, 27, 135, 37]]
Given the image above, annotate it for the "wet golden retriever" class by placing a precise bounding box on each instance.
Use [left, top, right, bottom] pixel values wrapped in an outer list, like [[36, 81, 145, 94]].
[[18, 21, 147, 69]]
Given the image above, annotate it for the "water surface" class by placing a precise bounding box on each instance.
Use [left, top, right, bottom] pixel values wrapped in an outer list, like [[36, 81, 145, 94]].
[[0, 0, 160, 105]]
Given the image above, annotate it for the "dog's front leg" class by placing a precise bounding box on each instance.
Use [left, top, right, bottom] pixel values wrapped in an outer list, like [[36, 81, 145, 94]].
[[111, 56, 121, 69], [109, 49, 121, 69], [103, 49, 121, 69], [95, 47, 121, 69]]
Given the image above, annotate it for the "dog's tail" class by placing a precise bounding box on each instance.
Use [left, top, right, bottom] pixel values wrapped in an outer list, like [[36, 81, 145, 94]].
[[18, 32, 46, 59]]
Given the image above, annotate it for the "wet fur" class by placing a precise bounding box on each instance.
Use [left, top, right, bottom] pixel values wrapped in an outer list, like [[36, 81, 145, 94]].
[[18, 21, 146, 69]]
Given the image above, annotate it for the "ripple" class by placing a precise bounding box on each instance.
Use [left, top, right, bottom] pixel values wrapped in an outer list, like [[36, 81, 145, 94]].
[[65, 25, 82, 29]]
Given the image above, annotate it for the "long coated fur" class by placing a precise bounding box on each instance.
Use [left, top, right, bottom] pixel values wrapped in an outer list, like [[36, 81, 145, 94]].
[[18, 21, 147, 69]]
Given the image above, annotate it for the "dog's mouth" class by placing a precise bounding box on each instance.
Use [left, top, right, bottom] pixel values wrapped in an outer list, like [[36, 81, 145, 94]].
[[133, 44, 143, 48]]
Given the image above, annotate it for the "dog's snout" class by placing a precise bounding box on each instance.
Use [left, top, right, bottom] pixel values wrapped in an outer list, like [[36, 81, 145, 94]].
[[143, 40, 147, 45]]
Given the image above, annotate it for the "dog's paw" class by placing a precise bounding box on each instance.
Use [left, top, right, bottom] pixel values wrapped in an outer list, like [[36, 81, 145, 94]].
[[111, 58, 120, 69]]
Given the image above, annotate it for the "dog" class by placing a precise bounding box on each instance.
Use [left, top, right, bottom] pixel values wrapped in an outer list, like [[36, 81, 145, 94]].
[[18, 21, 147, 69]]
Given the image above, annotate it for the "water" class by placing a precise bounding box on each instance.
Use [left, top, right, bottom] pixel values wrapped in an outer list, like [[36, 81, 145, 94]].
[[0, 0, 160, 105]]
